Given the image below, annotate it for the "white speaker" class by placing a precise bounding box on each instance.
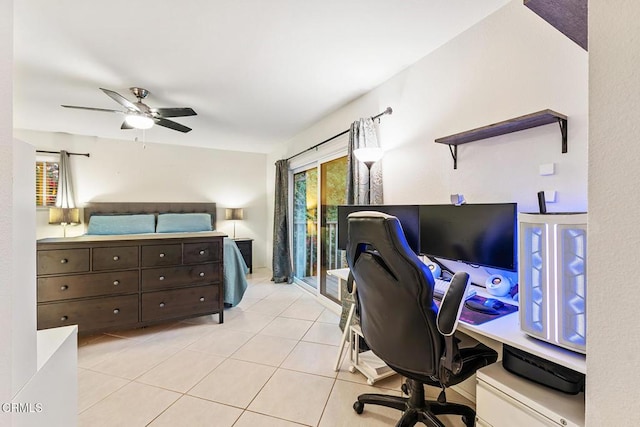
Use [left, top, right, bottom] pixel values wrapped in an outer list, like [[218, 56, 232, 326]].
[[425, 262, 441, 279], [485, 274, 511, 297]]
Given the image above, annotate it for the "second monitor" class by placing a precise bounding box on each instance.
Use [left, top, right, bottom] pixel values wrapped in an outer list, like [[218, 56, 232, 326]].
[[336, 205, 421, 253], [419, 203, 517, 272]]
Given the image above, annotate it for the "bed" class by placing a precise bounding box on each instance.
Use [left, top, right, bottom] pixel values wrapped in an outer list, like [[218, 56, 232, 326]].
[[36, 202, 249, 334]]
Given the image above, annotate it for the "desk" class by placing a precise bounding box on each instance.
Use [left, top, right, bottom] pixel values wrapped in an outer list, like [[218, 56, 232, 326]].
[[327, 268, 585, 374]]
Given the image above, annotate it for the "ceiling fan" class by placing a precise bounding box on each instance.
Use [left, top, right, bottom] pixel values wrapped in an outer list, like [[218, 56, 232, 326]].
[[62, 87, 196, 133]]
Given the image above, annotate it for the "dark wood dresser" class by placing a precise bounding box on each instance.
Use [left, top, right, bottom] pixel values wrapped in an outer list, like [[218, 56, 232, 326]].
[[36, 232, 226, 334]]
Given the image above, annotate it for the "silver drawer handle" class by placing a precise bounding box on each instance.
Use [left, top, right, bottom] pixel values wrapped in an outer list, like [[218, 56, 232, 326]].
[[159, 253, 165, 258], [159, 302, 165, 308], [199, 272, 205, 277], [60, 259, 68, 264], [199, 297, 205, 302], [113, 309, 120, 314], [113, 255, 120, 261], [113, 280, 120, 286], [60, 316, 68, 321], [60, 285, 68, 291], [159, 276, 165, 281], [199, 250, 205, 255]]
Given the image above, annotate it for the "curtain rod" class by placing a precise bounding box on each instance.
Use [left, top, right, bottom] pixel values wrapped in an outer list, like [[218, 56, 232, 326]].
[[36, 150, 90, 158], [285, 107, 392, 162]]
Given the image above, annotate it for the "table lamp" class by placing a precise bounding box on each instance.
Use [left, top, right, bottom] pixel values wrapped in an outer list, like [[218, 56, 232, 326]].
[[49, 207, 80, 237], [225, 208, 244, 238]]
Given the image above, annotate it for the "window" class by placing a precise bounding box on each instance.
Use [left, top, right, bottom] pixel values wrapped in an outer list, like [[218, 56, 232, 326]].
[[36, 160, 59, 207]]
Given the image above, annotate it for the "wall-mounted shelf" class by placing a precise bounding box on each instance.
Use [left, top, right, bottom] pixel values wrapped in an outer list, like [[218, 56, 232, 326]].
[[524, 0, 588, 51], [435, 109, 568, 169]]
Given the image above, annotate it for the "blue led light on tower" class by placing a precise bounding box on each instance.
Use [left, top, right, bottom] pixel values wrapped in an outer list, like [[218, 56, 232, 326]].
[[518, 213, 588, 354]]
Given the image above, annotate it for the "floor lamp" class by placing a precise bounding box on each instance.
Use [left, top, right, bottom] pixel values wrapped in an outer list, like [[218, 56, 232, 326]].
[[334, 279, 357, 371], [353, 147, 384, 204], [334, 147, 384, 371]]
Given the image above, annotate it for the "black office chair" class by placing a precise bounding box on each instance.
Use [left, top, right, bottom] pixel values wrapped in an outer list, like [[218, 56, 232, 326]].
[[346, 211, 497, 427]]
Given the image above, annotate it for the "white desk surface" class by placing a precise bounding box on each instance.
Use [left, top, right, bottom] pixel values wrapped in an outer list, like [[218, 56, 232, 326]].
[[327, 268, 586, 374]]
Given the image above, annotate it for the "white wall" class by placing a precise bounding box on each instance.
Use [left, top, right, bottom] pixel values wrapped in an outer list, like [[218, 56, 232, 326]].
[[11, 141, 37, 397], [2, 2, 41, 424], [15, 130, 269, 268], [267, 0, 588, 277], [587, 2, 640, 425], [0, 0, 13, 414]]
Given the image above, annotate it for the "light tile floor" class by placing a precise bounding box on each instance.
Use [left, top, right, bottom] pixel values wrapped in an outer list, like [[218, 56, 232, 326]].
[[77, 268, 473, 426]]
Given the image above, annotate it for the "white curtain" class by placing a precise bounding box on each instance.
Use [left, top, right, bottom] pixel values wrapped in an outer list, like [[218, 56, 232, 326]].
[[346, 118, 383, 205], [55, 150, 75, 208]]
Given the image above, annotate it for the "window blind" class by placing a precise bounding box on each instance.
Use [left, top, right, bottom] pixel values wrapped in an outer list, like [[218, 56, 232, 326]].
[[36, 161, 59, 207]]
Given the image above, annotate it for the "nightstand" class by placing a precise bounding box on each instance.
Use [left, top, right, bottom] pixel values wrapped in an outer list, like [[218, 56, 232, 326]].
[[233, 238, 253, 273]]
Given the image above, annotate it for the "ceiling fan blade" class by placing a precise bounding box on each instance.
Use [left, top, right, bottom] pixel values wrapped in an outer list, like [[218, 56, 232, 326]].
[[100, 88, 141, 112], [61, 105, 123, 114], [154, 107, 197, 118], [154, 117, 192, 133], [121, 121, 134, 130]]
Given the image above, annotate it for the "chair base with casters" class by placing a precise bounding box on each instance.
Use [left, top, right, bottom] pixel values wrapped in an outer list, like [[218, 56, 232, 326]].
[[353, 378, 476, 427], [352, 341, 497, 426]]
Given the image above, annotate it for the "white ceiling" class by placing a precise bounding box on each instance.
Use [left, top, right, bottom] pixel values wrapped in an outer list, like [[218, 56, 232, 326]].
[[14, 0, 509, 154]]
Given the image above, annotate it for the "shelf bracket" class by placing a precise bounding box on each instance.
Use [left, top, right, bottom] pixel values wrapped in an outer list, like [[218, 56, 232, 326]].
[[448, 145, 458, 170], [558, 118, 568, 153]]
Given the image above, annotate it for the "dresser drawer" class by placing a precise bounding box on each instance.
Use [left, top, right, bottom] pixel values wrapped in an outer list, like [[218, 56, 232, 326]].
[[141, 263, 219, 290], [37, 294, 139, 332], [141, 285, 220, 322], [38, 249, 90, 275], [184, 241, 220, 264], [141, 244, 182, 267], [93, 246, 139, 271], [37, 270, 139, 302]]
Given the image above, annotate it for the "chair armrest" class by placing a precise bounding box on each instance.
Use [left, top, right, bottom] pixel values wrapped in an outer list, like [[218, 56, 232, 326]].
[[436, 272, 469, 336], [436, 272, 469, 377]]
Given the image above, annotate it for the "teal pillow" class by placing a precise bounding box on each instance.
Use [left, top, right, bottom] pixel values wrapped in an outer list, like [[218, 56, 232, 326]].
[[156, 213, 212, 233], [87, 214, 155, 235]]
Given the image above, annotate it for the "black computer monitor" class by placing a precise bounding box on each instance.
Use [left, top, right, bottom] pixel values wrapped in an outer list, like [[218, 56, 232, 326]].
[[419, 203, 517, 271], [337, 205, 421, 254]]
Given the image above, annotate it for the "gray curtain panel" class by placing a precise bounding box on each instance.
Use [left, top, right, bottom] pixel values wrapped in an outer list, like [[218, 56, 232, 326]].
[[55, 150, 76, 208], [340, 118, 384, 331], [272, 159, 293, 283], [346, 117, 383, 205]]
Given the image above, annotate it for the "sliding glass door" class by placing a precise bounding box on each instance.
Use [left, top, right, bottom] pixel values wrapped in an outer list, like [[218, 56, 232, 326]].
[[291, 155, 348, 302], [293, 167, 318, 289], [320, 156, 348, 302]]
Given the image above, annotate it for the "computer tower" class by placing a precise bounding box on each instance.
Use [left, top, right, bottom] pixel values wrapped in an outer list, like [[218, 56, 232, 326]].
[[518, 213, 588, 354]]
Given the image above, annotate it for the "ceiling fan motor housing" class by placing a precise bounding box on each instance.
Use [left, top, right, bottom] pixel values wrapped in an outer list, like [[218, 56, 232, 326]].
[[130, 87, 149, 100]]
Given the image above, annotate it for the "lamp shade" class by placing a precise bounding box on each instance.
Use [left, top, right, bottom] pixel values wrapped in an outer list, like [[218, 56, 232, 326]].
[[353, 147, 384, 164], [49, 207, 80, 225], [125, 114, 154, 130], [225, 208, 244, 221]]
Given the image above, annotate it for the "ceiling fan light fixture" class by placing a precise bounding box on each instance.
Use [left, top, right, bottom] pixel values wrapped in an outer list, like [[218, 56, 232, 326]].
[[125, 114, 154, 129]]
